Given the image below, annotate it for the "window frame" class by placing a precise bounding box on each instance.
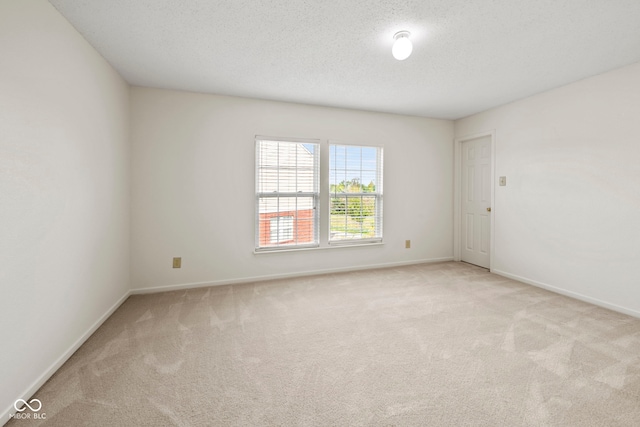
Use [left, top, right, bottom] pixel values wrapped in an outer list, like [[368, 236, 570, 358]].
[[255, 136, 320, 252], [328, 143, 384, 246]]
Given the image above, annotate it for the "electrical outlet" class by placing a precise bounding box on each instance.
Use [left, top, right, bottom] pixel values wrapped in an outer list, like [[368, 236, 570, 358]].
[[405, 240, 411, 249], [172, 257, 182, 268]]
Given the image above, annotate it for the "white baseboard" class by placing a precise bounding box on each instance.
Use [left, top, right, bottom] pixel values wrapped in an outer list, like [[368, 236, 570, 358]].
[[131, 257, 454, 295], [1, 290, 131, 426], [492, 269, 640, 319]]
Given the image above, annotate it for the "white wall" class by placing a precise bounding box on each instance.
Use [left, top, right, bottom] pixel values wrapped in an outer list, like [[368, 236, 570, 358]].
[[0, 0, 130, 422], [131, 88, 454, 290], [455, 62, 640, 316]]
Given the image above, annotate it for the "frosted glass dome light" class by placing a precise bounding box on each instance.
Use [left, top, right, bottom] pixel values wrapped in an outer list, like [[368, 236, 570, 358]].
[[392, 31, 412, 61]]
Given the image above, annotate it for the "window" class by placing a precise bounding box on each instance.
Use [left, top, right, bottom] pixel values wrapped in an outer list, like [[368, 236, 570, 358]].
[[255, 138, 319, 250], [255, 138, 383, 252], [329, 144, 383, 243]]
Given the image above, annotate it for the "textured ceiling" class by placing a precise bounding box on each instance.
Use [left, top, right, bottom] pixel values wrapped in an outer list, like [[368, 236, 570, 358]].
[[49, 0, 640, 119]]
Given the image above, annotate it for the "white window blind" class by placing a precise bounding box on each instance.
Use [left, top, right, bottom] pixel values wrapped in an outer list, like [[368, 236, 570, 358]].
[[255, 138, 320, 251], [329, 144, 383, 244]]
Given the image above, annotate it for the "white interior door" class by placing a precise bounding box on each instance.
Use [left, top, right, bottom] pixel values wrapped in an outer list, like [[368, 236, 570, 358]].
[[461, 136, 491, 268]]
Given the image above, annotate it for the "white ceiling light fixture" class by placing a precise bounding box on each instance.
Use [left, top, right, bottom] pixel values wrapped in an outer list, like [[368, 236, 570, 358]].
[[392, 31, 412, 61]]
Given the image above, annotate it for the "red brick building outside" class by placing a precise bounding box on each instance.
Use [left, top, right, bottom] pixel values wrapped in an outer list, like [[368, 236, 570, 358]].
[[258, 208, 314, 247]]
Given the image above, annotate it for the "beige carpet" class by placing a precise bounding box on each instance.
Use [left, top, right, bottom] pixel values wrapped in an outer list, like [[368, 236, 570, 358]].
[[8, 262, 640, 426]]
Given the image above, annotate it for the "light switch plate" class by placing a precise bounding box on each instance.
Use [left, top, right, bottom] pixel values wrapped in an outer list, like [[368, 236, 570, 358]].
[[499, 176, 507, 186], [173, 257, 182, 268]]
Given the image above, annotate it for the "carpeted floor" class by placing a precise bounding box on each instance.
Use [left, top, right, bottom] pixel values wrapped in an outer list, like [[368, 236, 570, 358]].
[[8, 262, 640, 426]]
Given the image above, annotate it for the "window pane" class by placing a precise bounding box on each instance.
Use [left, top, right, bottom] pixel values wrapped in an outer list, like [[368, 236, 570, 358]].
[[345, 145, 361, 166], [361, 170, 377, 191], [270, 216, 293, 243], [331, 145, 346, 170], [330, 196, 379, 240], [361, 147, 377, 169], [258, 196, 317, 248]]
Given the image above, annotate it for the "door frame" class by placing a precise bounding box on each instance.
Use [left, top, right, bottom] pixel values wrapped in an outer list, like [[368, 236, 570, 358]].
[[453, 130, 496, 270]]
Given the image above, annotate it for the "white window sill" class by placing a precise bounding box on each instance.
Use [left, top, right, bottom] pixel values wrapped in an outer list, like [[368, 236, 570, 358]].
[[254, 242, 384, 254]]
